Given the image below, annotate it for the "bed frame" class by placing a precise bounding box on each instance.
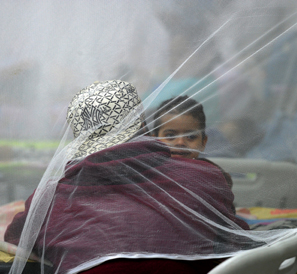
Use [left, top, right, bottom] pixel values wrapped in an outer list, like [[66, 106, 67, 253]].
[[208, 158, 297, 209], [208, 232, 297, 274]]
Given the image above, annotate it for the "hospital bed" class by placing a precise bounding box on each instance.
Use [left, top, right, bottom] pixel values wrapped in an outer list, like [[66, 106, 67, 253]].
[[209, 158, 297, 209], [208, 158, 297, 274], [1, 158, 297, 273], [208, 232, 297, 274]]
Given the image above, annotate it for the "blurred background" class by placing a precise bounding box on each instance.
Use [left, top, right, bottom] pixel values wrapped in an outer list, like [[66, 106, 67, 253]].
[[0, 0, 297, 204]]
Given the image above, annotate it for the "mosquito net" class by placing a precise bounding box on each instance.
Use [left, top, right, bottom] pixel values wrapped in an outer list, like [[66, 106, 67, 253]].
[[1, 1, 297, 274]]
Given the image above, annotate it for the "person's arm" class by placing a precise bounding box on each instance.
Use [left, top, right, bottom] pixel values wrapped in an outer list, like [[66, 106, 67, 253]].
[[193, 158, 249, 230], [4, 192, 34, 245], [199, 158, 233, 189]]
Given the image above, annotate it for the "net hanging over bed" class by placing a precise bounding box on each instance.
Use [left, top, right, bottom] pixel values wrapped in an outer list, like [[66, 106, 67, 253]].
[[1, 1, 297, 274]]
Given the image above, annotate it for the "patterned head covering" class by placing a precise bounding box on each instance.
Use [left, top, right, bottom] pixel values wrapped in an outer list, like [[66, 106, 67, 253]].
[[67, 80, 144, 158]]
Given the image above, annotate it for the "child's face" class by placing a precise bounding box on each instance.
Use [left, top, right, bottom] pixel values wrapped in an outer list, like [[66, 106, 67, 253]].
[[157, 114, 207, 159]]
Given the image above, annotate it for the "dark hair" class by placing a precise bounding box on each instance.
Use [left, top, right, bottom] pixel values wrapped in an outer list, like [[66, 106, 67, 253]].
[[152, 95, 206, 139]]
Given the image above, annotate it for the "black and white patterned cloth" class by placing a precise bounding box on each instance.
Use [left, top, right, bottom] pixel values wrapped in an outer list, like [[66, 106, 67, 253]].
[[67, 80, 144, 158]]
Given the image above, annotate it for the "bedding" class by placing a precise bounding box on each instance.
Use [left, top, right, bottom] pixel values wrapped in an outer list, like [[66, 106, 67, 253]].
[[236, 207, 297, 230], [0, 201, 24, 241]]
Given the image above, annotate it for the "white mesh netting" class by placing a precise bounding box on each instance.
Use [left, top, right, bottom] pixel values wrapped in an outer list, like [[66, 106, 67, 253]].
[[1, 1, 297, 274]]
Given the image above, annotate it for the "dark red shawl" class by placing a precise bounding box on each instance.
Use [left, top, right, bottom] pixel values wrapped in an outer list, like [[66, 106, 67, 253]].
[[5, 140, 248, 273]]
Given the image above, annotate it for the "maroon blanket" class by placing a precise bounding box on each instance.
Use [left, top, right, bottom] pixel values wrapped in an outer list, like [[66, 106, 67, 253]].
[[80, 258, 226, 274], [5, 140, 248, 273]]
